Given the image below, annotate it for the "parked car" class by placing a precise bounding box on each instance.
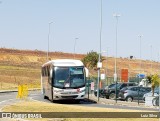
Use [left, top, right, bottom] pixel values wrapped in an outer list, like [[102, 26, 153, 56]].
[[94, 89, 104, 97], [86, 80, 93, 87], [143, 87, 160, 101], [118, 86, 151, 102], [94, 83, 115, 98], [104, 82, 137, 99]]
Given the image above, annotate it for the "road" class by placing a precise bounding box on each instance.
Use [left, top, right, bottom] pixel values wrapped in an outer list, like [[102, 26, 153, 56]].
[[0, 91, 158, 112], [0, 92, 18, 111]]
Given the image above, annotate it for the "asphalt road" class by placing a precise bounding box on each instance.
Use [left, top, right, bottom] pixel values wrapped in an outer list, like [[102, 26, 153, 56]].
[[0, 92, 17, 111], [0, 91, 159, 112]]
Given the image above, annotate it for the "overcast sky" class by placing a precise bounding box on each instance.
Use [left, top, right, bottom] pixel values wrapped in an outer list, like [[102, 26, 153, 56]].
[[0, 0, 160, 61]]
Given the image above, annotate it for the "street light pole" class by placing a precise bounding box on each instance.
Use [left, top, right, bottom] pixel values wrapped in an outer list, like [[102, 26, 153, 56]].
[[128, 56, 133, 82], [113, 13, 121, 103], [150, 45, 153, 74], [74, 38, 78, 59], [106, 47, 109, 86], [138, 34, 143, 105], [97, 0, 103, 102], [47, 22, 53, 61]]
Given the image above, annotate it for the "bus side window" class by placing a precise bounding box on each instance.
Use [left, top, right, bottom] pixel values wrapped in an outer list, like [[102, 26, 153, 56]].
[[41, 67, 44, 76], [42, 67, 45, 76], [45, 66, 48, 76], [47, 66, 50, 77], [48, 66, 51, 84]]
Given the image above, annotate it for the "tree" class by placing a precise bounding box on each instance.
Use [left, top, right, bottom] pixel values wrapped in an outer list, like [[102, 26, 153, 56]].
[[151, 74, 160, 96], [146, 75, 152, 83], [82, 51, 105, 69]]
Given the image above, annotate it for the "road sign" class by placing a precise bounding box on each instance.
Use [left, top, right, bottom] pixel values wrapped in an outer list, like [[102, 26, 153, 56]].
[[101, 74, 105, 80], [91, 82, 94, 91], [97, 62, 102, 68], [121, 69, 128, 82]]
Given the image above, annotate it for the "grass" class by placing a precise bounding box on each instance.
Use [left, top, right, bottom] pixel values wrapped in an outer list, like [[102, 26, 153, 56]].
[[0, 65, 39, 70], [2, 100, 159, 121], [0, 66, 40, 78], [0, 82, 41, 91], [0, 65, 41, 90], [0, 82, 18, 90]]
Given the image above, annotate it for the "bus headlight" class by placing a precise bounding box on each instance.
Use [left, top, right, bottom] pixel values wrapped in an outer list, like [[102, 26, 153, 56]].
[[80, 89, 85, 93]]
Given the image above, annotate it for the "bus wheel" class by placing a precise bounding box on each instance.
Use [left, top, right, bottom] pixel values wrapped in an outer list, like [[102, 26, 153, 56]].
[[52, 100, 57, 103], [44, 95, 48, 99], [75, 100, 80, 104]]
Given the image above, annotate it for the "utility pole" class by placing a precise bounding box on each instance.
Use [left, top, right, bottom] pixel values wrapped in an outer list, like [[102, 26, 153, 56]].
[[74, 38, 78, 59], [113, 13, 121, 103], [97, 0, 103, 102], [47, 22, 53, 61], [138, 34, 143, 105]]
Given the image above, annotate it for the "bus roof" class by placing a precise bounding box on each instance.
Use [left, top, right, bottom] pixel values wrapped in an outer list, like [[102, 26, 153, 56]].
[[42, 59, 84, 67]]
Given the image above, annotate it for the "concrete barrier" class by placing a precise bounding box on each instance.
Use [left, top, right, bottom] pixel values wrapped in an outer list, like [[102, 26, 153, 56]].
[[16, 85, 28, 99], [145, 96, 155, 106]]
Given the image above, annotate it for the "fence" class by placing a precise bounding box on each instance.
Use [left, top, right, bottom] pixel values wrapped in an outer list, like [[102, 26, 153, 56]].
[[86, 76, 140, 94], [85, 76, 147, 105]]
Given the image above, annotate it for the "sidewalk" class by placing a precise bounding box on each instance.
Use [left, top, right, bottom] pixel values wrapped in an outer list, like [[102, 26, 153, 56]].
[[0, 89, 158, 110], [86, 93, 159, 109]]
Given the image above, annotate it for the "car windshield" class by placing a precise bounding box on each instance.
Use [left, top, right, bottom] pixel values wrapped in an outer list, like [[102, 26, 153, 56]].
[[108, 84, 115, 88], [110, 83, 134, 89], [53, 67, 85, 89], [121, 87, 128, 91], [110, 83, 122, 89], [154, 87, 160, 93], [148, 87, 160, 93]]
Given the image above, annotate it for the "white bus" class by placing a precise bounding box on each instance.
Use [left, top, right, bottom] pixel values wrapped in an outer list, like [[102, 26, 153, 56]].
[[41, 59, 88, 102]]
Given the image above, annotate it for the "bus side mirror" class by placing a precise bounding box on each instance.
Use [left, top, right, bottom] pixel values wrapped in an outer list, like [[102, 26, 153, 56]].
[[85, 67, 89, 78]]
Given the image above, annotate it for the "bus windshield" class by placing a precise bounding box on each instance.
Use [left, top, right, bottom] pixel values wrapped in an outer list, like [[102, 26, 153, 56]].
[[53, 67, 85, 89]]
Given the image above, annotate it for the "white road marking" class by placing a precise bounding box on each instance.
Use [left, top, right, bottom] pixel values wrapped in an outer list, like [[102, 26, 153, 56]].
[[29, 94, 40, 96], [0, 99, 15, 111], [0, 99, 14, 104], [0, 95, 16, 97], [29, 97, 41, 102]]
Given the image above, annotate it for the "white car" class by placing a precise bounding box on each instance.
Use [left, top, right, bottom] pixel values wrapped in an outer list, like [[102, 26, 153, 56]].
[[143, 87, 159, 101]]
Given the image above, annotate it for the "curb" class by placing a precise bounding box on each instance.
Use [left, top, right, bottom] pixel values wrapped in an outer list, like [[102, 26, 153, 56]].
[[0, 90, 18, 93], [0, 88, 41, 93]]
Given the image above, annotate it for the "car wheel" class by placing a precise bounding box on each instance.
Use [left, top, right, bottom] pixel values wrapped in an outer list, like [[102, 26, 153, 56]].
[[152, 98, 156, 106], [143, 97, 145, 101], [106, 95, 109, 99], [100, 94, 104, 98], [126, 96, 133, 102], [94, 92, 97, 97], [152, 97, 159, 106], [156, 99, 159, 106], [109, 93, 116, 99]]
